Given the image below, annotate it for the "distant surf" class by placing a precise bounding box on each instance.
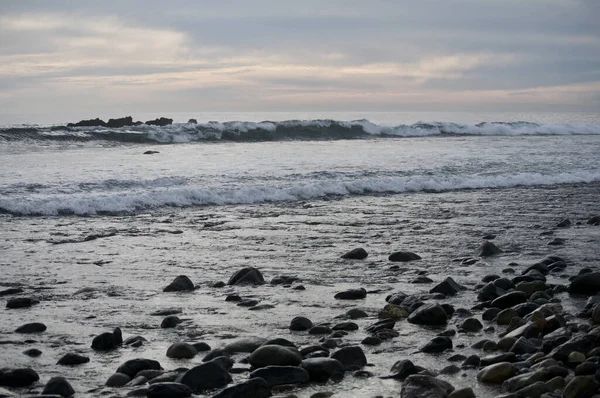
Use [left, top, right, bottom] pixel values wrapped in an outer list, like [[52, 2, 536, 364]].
[[1, 119, 599, 145]]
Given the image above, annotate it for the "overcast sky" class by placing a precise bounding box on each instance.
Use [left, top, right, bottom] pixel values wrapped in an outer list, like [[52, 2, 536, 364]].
[[1, 0, 599, 122]]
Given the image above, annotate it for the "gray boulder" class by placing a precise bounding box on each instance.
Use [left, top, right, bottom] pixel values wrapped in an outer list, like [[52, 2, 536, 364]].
[[330, 346, 367, 370], [248, 345, 302, 368], [42, 376, 74, 397], [341, 248, 368, 260], [163, 275, 195, 292], [228, 267, 265, 285], [249, 366, 309, 387], [147, 382, 192, 398], [400, 375, 454, 398], [175, 361, 232, 393], [389, 251, 421, 262], [300, 358, 345, 382], [407, 303, 448, 325], [211, 377, 271, 398]]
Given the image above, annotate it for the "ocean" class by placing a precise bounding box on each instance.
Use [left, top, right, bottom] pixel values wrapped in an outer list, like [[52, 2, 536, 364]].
[[1, 111, 599, 397]]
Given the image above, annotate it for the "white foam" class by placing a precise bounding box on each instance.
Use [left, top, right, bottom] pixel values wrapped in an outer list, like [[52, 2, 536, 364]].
[[2, 170, 599, 216]]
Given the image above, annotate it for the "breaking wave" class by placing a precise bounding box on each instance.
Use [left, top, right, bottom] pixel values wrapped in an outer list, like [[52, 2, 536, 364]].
[[1, 119, 599, 144], [1, 170, 599, 216]]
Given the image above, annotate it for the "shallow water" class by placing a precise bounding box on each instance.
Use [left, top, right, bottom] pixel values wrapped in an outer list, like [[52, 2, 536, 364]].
[[1, 180, 599, 397]]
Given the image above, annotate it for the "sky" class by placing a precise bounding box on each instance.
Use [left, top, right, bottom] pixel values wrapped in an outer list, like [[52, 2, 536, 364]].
[[1, 0, 599, 122]]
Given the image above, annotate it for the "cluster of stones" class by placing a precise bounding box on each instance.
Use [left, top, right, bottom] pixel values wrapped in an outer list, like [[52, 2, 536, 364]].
[[2, 215, 599, 397], [65, 116, 199, 128]]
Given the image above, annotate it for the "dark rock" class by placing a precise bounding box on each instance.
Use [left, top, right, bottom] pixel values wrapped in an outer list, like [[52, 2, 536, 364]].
[[228, 267, 265, 285], [146, 382, 192, 398], [116, 358, 162, 378], [144, 150, 160, 155], [386, 291, 408, 305], [187, 119, 198, 124], [211, 377, 271, 398], [562, 376, 598, 398], [67, 118, 107, 127], [440, 365, 460, 375], [209, 281, 226, 288], [175, 361, 232, 393], [365, 318, 395, 333], [202, 348, 228, 362], [15, 322, 46, 333], [569, 272, 600, 296], [389, 251, 421, 262], [270, 275, 300, 285], [289, 316, 313, 331], [105, 372, 131, 387], [113, 327, 122, 345], [0, 368, 39, 387], [225, 294, 242, 302], [106, 116, 135, 128], [420, 336, 452, 353], [587, 215, 600, 225], [556, 219, 571, 228], [483, 307, 502, 321], [124, 335, 147, 347], [249, 366, 309, 387], [330, 346, 367, 370], [23, 348, 42, 357], [548, 237, 565, 245], [478, 282, 506, 301], [91, 332, 118, 351], [42, 377, 74, 397], [461, 355, 481, 368], [237, 299, 259, 307], [509, 336, 539, 354], [167, 343, 197, 359], [332, 321, 358, 331], [145, 117, 173, 126], [491, 291, 528, 309], [412, 275, 433, 283], [161, 315, 181, 328], [361, 336, 381, 345], [382, 359, 418, 380], [400, 375, 455, 398], [448, 387, 476, 398], [407, 303, 448, 325], [0, 287, 23, 296], [549, 333, 600, 362], [6, 297, 39, 309], [430, 277, 464, 296], [460, 318, 483, 332], [334, 288, 366, 300], [341, 248, 368, 260], [223, 337, 267, 354], [163, 275, 195, 292], [477, 362, 516, 383], [479, 241, 502, 257], [57, 353, 90, 366], [248, 345, 302, 368], [300, 358, 345, 382]]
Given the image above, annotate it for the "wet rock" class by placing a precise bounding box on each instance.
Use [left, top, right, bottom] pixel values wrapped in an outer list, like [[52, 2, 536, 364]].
[[300, 358, 345, 382], [477, 362, 516, 383], [15, 322, 46, 333], [237, 299, 259, 307], [67, 118, 107, 127], [477, 282, 506, 301], [6, 297, 39, 309], [420, 336, 452, 353], [365, 318, 395, 334], [150, 308, 182, 316], [106, 116, 135, 128], [461, 355, 480, 368], [509, 336, 539, 355], [334, 288, 366, 300], [346, 308, 368, 319], [548, 333, 600, 362], [249, 366, 309, 387], [556, 218, 571, 228], [491, 291, 528, 309], [430, 277, 464, 296], [548, 238, 565, 245], [407, 303, 448, 325], [146, 382, 192, 398], [161, 315, 181, 328], [144, 150, 160, 155], [175, 361, 232, 393], [381, 359, 418, 380], [587, 215, 600, 225], [562, 375, 598, 398], [228, 267, 265, 285], [145, 117, 173, 126], [331, 346, 367, 370], [361, 336, 381, 345], [332, 321, 358, 331], [440, 365, 460, 375], [42, 376, 74, 397], [400, 375, 455, 398], [23, 348, 42, 357], [57, 353, 90, 366], [211, 377, 271, 398], [270, 275, 300, 285], [483, 307, 502, 321], [448, 387, 476, 398], [124, 335, 147, 347], [248, 345, 302, 368], [378, 304, 408, 319], [91, 332, 119, 351], [341, 248, 368, 260], [224, 337, 267, 354], [460, 318, 483, 332], [202, 348, 228, 362], [389, 251, 421, 262], [0, 368, 39, 387], [569, 272, 600, 295], [167, 343, 197, 359], [412, 275, 433, 283], [163, 275, 195, 292], [479, 241, 502, 257], [116, 358, 162, 378]]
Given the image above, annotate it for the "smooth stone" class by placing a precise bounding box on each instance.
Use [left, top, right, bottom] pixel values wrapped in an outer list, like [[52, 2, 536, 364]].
[[382, 359, 418, 380], [412, 275, 433, 284], [308, 325, 332, 335], [0, 368, 39, 387], [440, 365, 460, 375], [223, 337, 267, 354], [249, 366, 309, 387], [163, 275, 194, 292], [106, 372, 131, 387], [175, 361, 232, 393], [91, 332, 118, 351], [479, 241, 502, 257], [289, 316, 313, 331], [332, 321, 358, 331], [330, 346, 367, 370], [227, 267, 265, 285], [388, 251, 422, 262], [429, 277, 464, 296], [483, 307, 502, 321], [211, 377, 271, 398], [116, 359, 162, 378], [5, 297, 39, 309], [420, 336, 452, 353], [491, 291, 528, 309], [42, 377, 75, 397], [400, 375, 455, 398], [477, 362, 516, 383], [378, 304, 408, 319], [57, 353, 90, 366], [361, 336, 381, 345], [14, 322, 46, 333], [460, 318, 483, 332], [568, 351, 586, 364], [558, 375, 598, 398], [23, 348, 42, 357], [346, 308, 368, 319], [334, 288, 366, 300], [448, 387, 476, 398], [407, 303, 448, 326], [300, 358, 345, 382], [160, 315, 181, 328], [0, 287, 23, 296], [341, 248, 368, 260], [248, 345, 302, 368], [146, 382, 192, 398], [126, 375, 148, 387], [166, 343, 197, 359]]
